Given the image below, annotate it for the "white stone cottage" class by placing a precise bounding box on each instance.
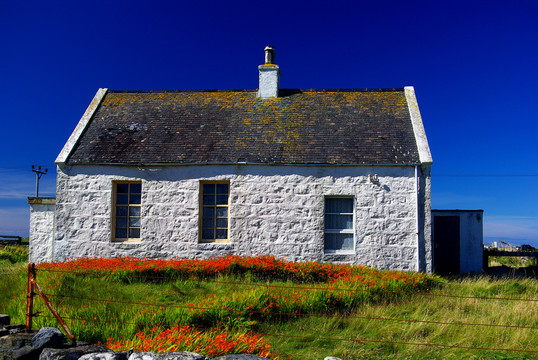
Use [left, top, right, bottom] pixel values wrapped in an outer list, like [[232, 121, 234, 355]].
[[29, 47, 433, 271]]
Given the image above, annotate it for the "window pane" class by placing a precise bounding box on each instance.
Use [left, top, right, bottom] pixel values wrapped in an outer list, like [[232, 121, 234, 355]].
[[216, 183, 229, 194], [117, 183, 129, 194], [202, 218, 214, 228], [202, 228, 214, 239], [116, 194, 128, 205], [129, 206, 140, 216], [130, 183, 141, 194], [216, 207, 228, 217], [116, 217, 127, 228], [130, 194, 141, 204], [325, 233, 354, 251], [129, 228, 140, 238], [216, 195, 228, 205], [325, 214, 353, 230], [325, 198, 353, 213], [203, 207, 214, 218], [203, 184, 215, 194], [216, 218, 228, 228], [129, 217, 140, 227], [216, 228, 228, 239], [203, 194, 215, 205], [115, 228, 127, 239], [116, 206, 128, 216]]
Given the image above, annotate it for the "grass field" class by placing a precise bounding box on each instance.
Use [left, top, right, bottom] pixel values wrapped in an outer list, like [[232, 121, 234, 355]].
[[0, 247, 537, 359]]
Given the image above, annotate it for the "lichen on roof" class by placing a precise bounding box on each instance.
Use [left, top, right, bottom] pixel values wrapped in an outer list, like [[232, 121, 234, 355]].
[[66, 88, 420, 166]]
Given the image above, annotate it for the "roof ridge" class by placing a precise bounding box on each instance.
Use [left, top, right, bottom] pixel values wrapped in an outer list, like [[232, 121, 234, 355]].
[[106, 88, 405, 94]]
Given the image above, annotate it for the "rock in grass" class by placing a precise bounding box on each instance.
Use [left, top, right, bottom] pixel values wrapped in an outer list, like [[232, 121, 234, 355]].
[[39, 345, 112, 360], [128, 352, 207, 360], [324, 357, 345, 360], [12, 344, 41, 360], [32, 328, 66, 350], [210, 355, 271, 360], [79, 353, 125, 360]]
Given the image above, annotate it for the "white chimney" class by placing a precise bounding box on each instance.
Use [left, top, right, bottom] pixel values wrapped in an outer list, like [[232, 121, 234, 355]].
[[257, 46, 280, 99]]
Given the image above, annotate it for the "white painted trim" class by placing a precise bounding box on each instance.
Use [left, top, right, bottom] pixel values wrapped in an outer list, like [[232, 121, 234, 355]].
[[405, 86, 433, 165], [415, 165, 420, 272], [55, 88, 108, 165]]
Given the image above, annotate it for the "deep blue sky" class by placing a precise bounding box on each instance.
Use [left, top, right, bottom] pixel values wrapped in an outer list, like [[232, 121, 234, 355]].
[[2, 0, 537, 246]]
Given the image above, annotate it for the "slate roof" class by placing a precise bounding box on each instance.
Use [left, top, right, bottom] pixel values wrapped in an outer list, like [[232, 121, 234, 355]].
[[64, 89, 425, 166]]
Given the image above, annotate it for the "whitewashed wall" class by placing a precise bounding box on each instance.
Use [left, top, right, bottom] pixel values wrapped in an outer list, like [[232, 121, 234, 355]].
[[28, 198, 56, 263], [49, 164, 431, 271]]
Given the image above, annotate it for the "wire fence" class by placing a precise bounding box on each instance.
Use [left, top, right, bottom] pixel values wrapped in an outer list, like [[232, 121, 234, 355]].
[[25, 266, 538, 356], [37, 268, 538, 302]]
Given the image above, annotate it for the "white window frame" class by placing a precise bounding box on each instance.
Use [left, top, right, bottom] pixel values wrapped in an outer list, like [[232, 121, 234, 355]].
[[324, 196, 355, 254]]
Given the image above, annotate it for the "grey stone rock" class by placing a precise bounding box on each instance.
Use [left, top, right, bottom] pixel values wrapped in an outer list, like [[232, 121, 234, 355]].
[[79, 353, 122, 360], [324, 357, 344, 360], [0, 329, 9, 337], [5, 325, 26, 335], [12, 345, 40, 360], [128, 352, 206, 360], [0, 333, 35, 350], [210, 355, 270, 360], [32, 329, 65, 351], [0, 315, 10, 326], [111, 352, 129, 360], [39, 345, 112, 360]]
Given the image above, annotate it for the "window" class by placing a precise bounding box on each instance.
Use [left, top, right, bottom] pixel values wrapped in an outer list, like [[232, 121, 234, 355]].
[[113, 182, 141, 241], [324, 197, 354, 252], [200, 181, 230, 242]]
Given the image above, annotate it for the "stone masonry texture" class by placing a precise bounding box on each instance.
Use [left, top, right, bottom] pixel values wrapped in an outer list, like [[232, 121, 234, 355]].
[[41, 164, 432, 272]]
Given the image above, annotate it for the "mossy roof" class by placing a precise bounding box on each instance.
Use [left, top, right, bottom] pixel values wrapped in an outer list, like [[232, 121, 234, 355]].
[[65, 89, 422, 165]]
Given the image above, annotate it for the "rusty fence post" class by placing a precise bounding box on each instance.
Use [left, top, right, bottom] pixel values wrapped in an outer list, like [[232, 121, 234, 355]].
[[24, 262, 76, 344], [26, 263, 36, 333]]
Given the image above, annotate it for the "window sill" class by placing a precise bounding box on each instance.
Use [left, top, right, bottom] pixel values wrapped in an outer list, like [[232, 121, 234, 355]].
[[111, 239, 141, 244], [197, 242, 233, 249], [324, 250, 355, 255]]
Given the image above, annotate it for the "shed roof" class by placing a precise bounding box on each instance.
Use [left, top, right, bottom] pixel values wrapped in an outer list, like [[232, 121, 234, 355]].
[[59, 88, 431, 166]]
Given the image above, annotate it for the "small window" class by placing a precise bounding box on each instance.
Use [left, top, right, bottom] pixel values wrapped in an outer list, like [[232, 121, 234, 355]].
[[200, 181, 230, 243], [113, 182, 141, 241], [324, 197, 354, 252]]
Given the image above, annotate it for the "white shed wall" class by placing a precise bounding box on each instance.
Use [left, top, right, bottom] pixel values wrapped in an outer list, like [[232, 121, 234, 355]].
[[50, 164, 431, 271], [28, 199, 56, 263]]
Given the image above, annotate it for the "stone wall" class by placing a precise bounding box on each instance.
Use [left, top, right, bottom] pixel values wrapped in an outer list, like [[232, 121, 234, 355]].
[[27, 198, 56, 264], [46, 164, 432, 271]]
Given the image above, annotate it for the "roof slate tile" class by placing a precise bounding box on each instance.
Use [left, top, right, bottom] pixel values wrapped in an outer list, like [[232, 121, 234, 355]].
[[66, 89, 421, 165]]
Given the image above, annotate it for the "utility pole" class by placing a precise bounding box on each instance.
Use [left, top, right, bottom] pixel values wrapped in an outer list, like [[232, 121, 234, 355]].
[[31, 165, 48, 197]]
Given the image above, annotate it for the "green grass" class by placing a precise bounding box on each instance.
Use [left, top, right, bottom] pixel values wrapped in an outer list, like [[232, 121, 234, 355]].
[[0, 244, 28, 265], [262, 277, 538, 359], [490, 255, 537, 268], [0, 257, 536, 359]]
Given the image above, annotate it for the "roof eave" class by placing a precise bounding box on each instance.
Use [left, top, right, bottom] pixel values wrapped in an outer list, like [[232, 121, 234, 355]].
[[55, 88, 108, 166], [60, 161, 424, 168], [405, 86, 433, 166]]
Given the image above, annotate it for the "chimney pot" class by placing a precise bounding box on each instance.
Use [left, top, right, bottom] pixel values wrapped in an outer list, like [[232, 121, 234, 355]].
[[264, 46, 276, 64]]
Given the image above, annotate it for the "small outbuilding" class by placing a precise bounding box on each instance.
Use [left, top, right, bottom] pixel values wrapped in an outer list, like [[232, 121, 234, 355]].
[[431, 209, 484, 274]]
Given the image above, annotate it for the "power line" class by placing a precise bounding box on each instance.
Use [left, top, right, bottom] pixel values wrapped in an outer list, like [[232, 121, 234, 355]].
[[433, 174, 538, 177]]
